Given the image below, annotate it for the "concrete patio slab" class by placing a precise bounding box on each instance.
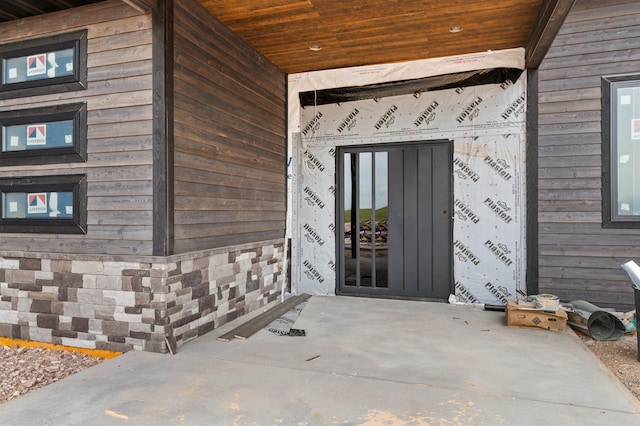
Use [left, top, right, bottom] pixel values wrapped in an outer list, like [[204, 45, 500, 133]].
[[0, 296, 638, 425]]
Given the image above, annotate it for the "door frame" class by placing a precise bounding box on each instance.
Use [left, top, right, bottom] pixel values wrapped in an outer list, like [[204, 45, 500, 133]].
[[335, 140, 454, 300]]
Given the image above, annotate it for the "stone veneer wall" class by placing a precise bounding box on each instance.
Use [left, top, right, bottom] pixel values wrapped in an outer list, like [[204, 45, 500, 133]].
[[0, 239, 284, 353]]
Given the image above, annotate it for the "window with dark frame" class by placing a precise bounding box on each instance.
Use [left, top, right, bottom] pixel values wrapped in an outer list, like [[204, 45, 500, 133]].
[[0, 30, 87, 99], [0, 175, 87, 234], [0, 103, 87, 165], [602, 74, 640, 227]]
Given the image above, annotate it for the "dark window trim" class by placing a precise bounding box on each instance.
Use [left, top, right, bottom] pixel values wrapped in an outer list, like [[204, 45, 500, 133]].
[[526, 68, 539, 296], [0, 174, 87, 234], [152, 0, 174, 256], [602, 74, 640, 228], [0, 103, 87, 166], [0, 30, 88, 99]]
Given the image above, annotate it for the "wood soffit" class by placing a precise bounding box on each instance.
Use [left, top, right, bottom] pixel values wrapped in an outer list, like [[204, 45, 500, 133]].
[[199, 0, 547, 73], [0, 0, 575, 73]]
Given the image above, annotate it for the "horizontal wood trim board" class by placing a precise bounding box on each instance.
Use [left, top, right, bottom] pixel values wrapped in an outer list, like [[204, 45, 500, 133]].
[[174, 181, 284, 202], [174, 134, 283, 174], [87, 105, 153, 125], [175, 220, 285, 239], [539, 199, 600, 208], [539, 255, 637, 268], [538, 88, 600, 103], [540, 49, 640, 72], [537, 287, 634, 308], [174, 210, 284, 225], [86, 211, 153, 225], [87, 152, 152, 167], [541, 233, 640, 245], [539, 266, 628, 281], [537, 117, 601, 131], [88, 44, 153, 68], [0, 164, 152, 179], [539, 245, 640, 257], [538, 168, 601, 179], [538, 189, 601, 201], [0, 237, 152, 255], [538, 213, 601, 223], [88, 180, 153, 196], [538, 111, 600, 125], [538, 202, 601, 213], [539, 132, 602, 146], [175, 167, 284, 193], [87, 196, 154, 211], [87, 135, 153, 154], [539, 77, 602, 93], [538, 223, 640, 234], [89, 120, 153, 139], [539, 145, 601, 157], [174, 231, 285, 253], [538, 156, 600, 168], [538, 279, 633, 293], [539, 59, 640, 82], [544, 37, 640, 60], [538, 100, 602, 113], [89, 62, 154, 84], [174, 197, 285, 212]]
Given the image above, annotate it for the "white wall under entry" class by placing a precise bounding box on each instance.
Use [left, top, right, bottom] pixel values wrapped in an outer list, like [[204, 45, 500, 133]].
[[289, 52, 526, 305]]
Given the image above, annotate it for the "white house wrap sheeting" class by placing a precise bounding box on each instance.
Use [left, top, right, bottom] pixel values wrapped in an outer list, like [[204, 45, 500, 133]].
[[289, 50, 526, 304]]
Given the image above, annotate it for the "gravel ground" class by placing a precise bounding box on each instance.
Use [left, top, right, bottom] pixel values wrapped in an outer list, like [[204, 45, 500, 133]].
[[578, 331, 640, 401], [1, 332, 639, 406], [0, 345, 103, 404]]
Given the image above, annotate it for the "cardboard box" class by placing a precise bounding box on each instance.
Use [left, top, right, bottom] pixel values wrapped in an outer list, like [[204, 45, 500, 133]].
[[505, 300, 567, 331]]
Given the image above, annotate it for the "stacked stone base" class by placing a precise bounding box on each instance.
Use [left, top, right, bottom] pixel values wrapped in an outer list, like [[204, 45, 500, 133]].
[[0, 240, 284, 353]]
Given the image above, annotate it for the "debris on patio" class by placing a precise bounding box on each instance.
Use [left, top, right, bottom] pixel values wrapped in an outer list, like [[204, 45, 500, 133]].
[[505, 298, 568, 331], [216, 294, 311, 342], [265, 298, 309, 336], [568, 300, 629, 341]]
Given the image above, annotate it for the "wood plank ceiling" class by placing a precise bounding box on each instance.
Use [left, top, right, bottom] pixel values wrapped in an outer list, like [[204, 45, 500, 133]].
[[0, 0, 574, 74], [200, 0, 544, 73]]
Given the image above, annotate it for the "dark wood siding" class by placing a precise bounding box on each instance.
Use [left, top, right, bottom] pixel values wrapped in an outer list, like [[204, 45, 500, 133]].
[[537, 0, 640, 309], [172, 0, 287, 253], [0, 1, 154, 255]]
